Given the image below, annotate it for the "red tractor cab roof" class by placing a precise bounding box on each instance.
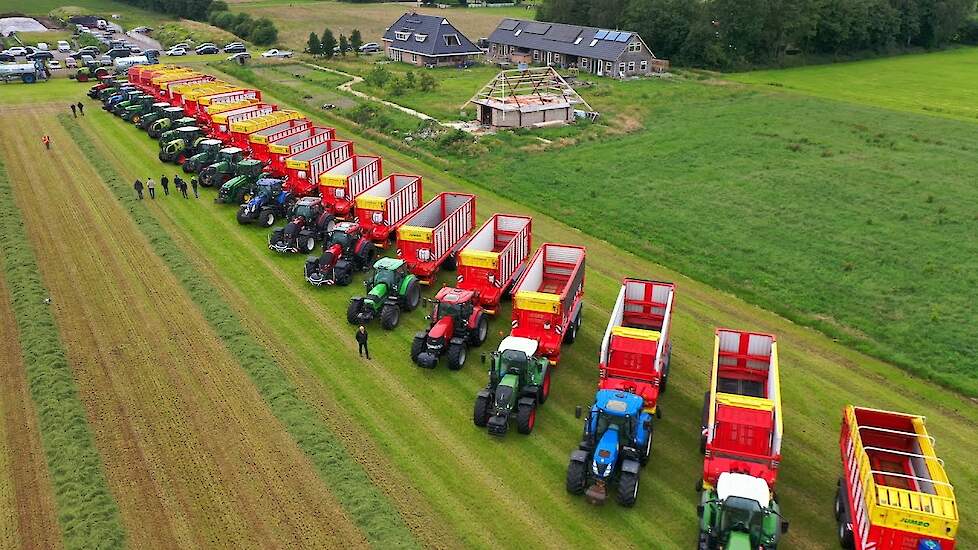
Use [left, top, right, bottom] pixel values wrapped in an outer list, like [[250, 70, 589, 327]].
[[434, 287, 476, 304], [333, 220, 361, 235]]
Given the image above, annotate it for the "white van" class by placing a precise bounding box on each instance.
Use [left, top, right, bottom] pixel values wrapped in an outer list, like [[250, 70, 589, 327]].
[[57, 40, 71, 52], [113, 55, 149, 71]]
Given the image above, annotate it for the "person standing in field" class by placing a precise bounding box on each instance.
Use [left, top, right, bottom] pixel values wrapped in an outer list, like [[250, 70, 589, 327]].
[[160, 174, 170, 196], [146, 176, 156, 199], [175, 174, 188, 198], [190, 177, 199, 198], [356, 325, 370, 359], [134, 179, 144, 200], [77, 101, 84, 116], [70, 104, 76, 117], [41, 135, 50, 150]]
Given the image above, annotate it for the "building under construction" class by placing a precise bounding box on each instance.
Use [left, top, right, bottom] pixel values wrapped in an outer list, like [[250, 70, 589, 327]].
[[465, 67, 593, 129]]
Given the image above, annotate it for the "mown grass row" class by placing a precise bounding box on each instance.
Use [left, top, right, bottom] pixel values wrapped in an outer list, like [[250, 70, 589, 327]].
[[0, 159, 125, 549], [60, 114, 420, 550]]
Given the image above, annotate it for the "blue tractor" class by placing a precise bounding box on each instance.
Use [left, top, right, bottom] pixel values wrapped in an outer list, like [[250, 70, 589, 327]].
[[236, 177, 294, 227], [565, 390, 653, 507]]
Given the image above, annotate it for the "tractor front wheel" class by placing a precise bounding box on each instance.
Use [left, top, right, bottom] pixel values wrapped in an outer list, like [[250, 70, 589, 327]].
[[411, 335, 425, 363], [616, 471, 639, 507], [566, 460, 587, 495], [564, 309, 581, 344], [380, 304, 400, 330], [640, 423, 653, 466], [302, 236, 316, 254], [446, 343, 466, 370], [346, 300, 362, 325], [258, 209, 276, 227], [235, 206, 250, 225], [516, 401, 536, 434], [473, 394, 490, 427]]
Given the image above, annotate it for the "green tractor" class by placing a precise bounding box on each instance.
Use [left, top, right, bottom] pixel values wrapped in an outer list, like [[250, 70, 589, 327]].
[[112, 92, 149, 116], [473, 336, 550, 436], [148, 109, 191, 139], [159, 126, 207, 164], [121, 95, 157, 123], [182, 139, 224, 174], [697, 473, 788, 550], [215, 159, 264, 204], [346, 258, 421, 330], [199, 147, 246, 188], [138, 103, 176, 131]]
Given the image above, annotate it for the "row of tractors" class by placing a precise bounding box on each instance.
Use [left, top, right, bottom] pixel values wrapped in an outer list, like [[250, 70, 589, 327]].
[[93, 65, 959, 550]]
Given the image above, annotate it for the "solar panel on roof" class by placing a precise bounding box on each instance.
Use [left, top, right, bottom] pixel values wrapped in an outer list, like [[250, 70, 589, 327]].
[[594, 30, 609, 39], [615, 32, 631, 42], [523, 22, 552, 34], [498, 19, 518, 31], [606, 31, 621, 41]]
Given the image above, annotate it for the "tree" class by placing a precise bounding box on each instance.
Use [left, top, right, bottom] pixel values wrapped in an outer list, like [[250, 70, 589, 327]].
[[339, 34, 349, 56], [404, 71, 416, 88], [321, 28, 337, 57], [307, 32, 322, 55], [350, 29, 363, 55], [250, 17, 278, 46], [418, 72, 437, 92], [364, 65, 391, 87], [388, 76, 407, 97]]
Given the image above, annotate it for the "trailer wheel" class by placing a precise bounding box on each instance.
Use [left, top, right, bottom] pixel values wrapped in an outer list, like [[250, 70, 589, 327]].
[[346, 299, 362, 324], [566, 460, 587, 494], [660, 349, 672, 394], [443, 253, 457, 271], [616, 471, 639, 507], [538, 369, 551, 404], [838, 518, 854, 549], [403, 279, 421, 311], [834, 482, 844, 521], [516, 401, 536, 434], [473, 394, 490, 427], [380, 304, 400, 330], [446, 343, 466, 370]]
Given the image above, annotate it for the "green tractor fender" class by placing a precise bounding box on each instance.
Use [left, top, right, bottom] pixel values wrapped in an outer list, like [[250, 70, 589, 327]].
[[397, 274, 416, 297]]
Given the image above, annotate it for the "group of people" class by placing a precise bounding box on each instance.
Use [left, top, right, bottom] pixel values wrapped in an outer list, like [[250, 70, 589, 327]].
[[69, 102, 85, 117], [133, 174, 199, 200]]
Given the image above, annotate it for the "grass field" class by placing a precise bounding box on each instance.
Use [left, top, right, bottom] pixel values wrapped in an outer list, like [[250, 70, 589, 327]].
[[2, 68, 977, 547], [730, 47, 978, 122], [229, 0, 533, 49]]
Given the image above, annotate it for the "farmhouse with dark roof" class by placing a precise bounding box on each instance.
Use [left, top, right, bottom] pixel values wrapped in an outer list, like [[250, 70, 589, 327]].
[[382, 12, 482, 67], [487, 19, 667, 78]]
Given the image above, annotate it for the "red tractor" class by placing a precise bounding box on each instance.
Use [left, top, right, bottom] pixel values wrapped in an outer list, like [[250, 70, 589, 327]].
[[303, 221, 376, 286], [411, 287, 489, 370], [268, 196, 337, 254]]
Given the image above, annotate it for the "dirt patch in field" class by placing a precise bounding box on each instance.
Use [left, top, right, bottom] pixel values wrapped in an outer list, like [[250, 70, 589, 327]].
[[0, 108, 368, 549], [0, 269, 63, 550]]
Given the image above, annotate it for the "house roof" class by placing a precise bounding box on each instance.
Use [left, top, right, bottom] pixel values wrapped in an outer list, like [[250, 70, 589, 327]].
[[382, 12, 482, 57], [488, 18, 646, 62]]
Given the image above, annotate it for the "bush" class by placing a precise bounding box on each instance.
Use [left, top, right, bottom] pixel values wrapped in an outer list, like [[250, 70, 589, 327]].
[[418, 72, 437, 92], [364, 65, 392, 88]]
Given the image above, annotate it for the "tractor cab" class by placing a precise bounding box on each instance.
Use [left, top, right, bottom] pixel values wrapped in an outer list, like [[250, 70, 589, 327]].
[[160, 125, 200, 147], [346, 257, 420, 329], [291, 196, 324, 222], [159, 126, 205, 163], [369, 257, 409, 288], [325, 221, 362, 248], [698, 472, 786, 549], [216, 159, 264, 204], [253, 177, 284, 199], [137, 102, 173, 128], [235, 158, 264, 178], [182, 139, 223, 174]]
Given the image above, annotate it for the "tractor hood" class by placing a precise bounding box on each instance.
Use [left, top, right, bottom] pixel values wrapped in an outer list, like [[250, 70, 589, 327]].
[[427, 315, 454, 341], [725, 531, 752, 550], [492, 373, 520, 413], [367, 283, 388, 303], [592, 427, 620, 480]]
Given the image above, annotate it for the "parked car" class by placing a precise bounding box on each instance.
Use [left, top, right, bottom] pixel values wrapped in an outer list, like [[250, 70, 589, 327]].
[[165, 47, 188, 56], [223, 43, 246, 53], [106, 48, 131, 59], [195, 45, 219, 55], [78, 46, 101, 55], [0, 53, 14, 62], [170, 42, 190, 50], [197, 42, 216, 48], [36, 42, 50, 51], [48, 59, 62, 70], [28, 51, 55, 60], [359, 42, 380, 53], [130, 26, 152, 33], [226, 52, 251, 63], [65, 57, 77, 68], [261, 48, 293, 58], [5, 47, 28, 57], [57, 40, 71, 52], [143, 49, 160, 58], [98, 55, 112, 66]]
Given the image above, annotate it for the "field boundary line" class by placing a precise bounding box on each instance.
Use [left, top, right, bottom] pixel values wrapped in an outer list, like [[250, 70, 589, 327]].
[[61, 114, 421, 550], [0, 159, 126, 549]]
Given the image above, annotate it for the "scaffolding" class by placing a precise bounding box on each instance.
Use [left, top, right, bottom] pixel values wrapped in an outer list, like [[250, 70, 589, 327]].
[[464, 66, 593, 116]]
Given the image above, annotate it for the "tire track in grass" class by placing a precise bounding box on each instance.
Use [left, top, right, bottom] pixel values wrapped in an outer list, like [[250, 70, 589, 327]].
[[0, 268, 63, 550], [2, 110, 370, 549], [61, 114, 421, 549], [0, 160, 125, 548]]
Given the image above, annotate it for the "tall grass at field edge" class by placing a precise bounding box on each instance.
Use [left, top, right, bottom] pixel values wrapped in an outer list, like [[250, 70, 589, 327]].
[[0, 160, 126, 549], [60, 114, 420, 550]]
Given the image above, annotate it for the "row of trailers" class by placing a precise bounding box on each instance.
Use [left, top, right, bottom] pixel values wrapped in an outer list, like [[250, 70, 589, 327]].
[[103, 66, 959, 550]]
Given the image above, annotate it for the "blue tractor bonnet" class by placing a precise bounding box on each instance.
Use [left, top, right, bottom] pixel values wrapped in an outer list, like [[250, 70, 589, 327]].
[[592, 428, 619, 478], [594, 389, 643, 417]]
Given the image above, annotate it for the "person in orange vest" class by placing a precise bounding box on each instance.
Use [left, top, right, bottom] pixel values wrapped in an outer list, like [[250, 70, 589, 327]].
[[42, 135, 50, 150]]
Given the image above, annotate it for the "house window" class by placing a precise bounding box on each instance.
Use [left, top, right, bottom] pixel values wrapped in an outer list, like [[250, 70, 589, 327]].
[[411, 54, 417, 62], [581, 58, 589, 67], [628, 42, 642, 52], [619, 63, 625, 74], [533, 50, 539, 61], [628, 61, 635, 71], [443, 34, 460, 46], [514, 29, 522, 37], [553, 54, 560, 64], [605, 61, 612, 72], [415, 33, 427, 42], [491, 44, 496, 53], [640, 60, 647, 71], [394, 31, 410, 41]]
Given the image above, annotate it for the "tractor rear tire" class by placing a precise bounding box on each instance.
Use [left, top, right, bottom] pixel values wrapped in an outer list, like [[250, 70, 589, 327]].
[[446, 343, 466, 370], [356, 243, 375, 271], [346, 300, 362, 325], [565, 460, 587, 495], [235, 206, 250, 225], [617, 471, 639, 507], [336, 267, 353, 286], [403, 279, 421, 311], [473, 394, 490, 427], [259, 209, 276, 227], [538, 369, 551, 404], [516, 401, 536, 434], [411, 335, 426, 363], [380, 304, 400, 330], [470, 314, 488, 346]]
